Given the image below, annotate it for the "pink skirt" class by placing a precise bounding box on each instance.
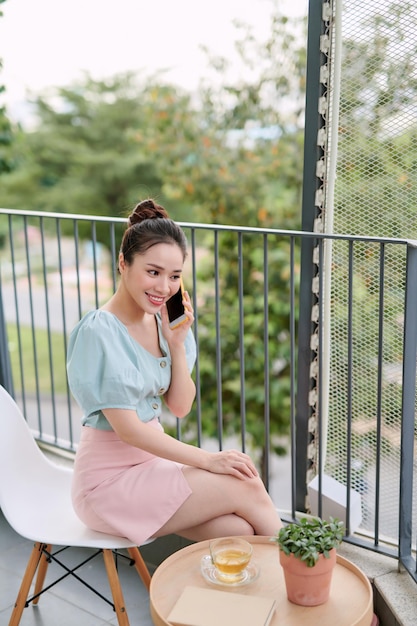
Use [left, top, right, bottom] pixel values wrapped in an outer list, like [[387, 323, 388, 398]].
[[71, 419, 192, 544]]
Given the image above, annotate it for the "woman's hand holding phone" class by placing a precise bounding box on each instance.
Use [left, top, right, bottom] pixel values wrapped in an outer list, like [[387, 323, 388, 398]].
[[162, 278, 194, 340], [166, 277, 188, 329]]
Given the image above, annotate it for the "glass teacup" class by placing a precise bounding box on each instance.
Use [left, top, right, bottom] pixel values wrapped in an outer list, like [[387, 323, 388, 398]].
[[209, 537, 253, 583]]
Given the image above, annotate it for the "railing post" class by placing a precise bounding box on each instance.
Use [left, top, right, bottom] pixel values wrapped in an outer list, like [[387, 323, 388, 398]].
[[296, 0, 327, 513], [399, 242, 417, 575], [0, 266, 14, 394]]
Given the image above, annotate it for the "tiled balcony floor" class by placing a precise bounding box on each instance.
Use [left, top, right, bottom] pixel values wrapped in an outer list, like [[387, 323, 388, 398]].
[[0, 510, 154, 626]]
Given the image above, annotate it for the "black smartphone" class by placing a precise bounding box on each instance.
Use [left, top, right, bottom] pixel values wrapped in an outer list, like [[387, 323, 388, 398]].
[[166, 277, 187, 329]]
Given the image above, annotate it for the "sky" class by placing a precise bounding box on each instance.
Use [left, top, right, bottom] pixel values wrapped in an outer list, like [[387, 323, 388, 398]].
[[0, 0, 308, 118]]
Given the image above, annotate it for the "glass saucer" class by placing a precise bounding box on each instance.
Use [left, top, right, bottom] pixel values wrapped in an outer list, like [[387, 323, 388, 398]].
[[200, 554, 260, 587]]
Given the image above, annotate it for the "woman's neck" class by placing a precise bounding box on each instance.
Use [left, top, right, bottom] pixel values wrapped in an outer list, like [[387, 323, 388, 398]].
[[101, 291, 146, 327]]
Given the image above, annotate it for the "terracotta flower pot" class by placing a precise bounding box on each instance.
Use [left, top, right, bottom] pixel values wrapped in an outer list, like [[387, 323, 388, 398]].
[[279, 547, 337, 606]]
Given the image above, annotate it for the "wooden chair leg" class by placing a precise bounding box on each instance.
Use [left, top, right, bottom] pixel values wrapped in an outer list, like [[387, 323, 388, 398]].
[[102, 549, 130, 626], [127, 547, 151, 590], [8, 542, 44, 626], [32, 543, 52, 605]]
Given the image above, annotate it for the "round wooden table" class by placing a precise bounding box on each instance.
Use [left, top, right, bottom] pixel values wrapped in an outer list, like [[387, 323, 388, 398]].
[[150, 536, 374, 626]]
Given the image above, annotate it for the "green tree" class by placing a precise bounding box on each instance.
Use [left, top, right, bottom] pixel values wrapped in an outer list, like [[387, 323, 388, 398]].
[[0, 0, 13, 178], [191, 3, 307, 226], [0, 72, 208, 240], [177, 6, 307, 471]]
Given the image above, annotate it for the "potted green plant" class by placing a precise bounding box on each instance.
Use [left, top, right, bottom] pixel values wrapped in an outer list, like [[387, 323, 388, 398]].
[[271, 516, 345, 606]]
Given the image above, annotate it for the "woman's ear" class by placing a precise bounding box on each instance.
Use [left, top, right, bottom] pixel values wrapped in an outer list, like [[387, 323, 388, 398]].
[[118, 253, 125, 272]]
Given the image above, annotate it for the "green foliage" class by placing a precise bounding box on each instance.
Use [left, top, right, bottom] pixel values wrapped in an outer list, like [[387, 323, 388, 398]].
[[0, 0, 14, 175], [0, 73, 206, 237], [192, 6, 306, 229], [199, 3, 307, 132], [181, 6, 306, 459], [194, 232, 297, 454], [7, 324, 68, 394], [272, 517, 345, 567]]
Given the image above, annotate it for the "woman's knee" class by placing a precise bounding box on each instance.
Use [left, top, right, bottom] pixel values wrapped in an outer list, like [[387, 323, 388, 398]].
[[241, 475, 269, 498], [239, 476, 275, 511]]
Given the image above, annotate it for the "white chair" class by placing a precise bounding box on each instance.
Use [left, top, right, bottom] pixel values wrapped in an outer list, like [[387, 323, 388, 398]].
[[0, 385, 152, 626]]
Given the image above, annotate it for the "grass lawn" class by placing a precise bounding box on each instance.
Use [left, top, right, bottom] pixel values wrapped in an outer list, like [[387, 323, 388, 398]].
[[7, 324, 68, 394]]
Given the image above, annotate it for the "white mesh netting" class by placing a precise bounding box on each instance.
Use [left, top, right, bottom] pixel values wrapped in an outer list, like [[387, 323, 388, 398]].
[[321, 0, 417, 541]]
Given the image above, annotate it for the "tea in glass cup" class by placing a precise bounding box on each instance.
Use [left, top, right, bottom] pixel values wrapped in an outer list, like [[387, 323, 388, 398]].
[[209, 537, 253, 583]]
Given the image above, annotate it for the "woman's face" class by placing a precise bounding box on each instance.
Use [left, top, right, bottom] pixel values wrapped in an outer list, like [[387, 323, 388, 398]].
[[118, 243, 184, 314]]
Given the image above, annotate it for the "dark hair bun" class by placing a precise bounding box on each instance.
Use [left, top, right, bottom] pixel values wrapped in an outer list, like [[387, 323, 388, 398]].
[[128, 199, 169, 227]]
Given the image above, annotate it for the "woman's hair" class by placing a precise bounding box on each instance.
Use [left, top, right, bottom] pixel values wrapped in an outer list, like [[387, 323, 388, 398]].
[[120, 199, 187, 265]]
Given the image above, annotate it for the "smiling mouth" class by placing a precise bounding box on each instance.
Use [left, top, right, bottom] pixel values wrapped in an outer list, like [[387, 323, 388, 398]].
[[146, 293, 165, 306]]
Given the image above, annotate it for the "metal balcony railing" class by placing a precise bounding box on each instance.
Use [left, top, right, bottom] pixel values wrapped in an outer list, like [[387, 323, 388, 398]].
[[0, 207, 416, 581]]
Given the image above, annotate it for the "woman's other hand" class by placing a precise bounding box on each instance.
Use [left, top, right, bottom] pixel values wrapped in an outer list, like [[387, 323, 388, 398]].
[[205, 449, 259, 480]]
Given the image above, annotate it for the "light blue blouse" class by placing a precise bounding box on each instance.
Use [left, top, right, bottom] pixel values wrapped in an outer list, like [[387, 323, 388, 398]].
[[66, 310, 196, 430]]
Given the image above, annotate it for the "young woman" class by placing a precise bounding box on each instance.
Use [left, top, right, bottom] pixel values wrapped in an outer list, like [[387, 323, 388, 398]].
[[67, 199, 282, 545]]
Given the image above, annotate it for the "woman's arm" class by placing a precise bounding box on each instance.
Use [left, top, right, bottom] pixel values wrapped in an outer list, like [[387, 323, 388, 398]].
[[102, 408, 258, 480], [163, 342, 196, 416], [160, 290, 196, 417]]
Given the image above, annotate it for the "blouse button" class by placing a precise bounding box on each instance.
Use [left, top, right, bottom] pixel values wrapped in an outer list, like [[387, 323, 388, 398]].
[[159, 388, 165, 394], [160, 361, 167, 368], [152, 403, 158, 410]]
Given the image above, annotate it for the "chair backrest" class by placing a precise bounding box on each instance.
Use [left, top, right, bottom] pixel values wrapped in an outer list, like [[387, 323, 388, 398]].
[[0, 385, 153, 549], [0, 385, 54, 484], [0, 385, 73, 526]]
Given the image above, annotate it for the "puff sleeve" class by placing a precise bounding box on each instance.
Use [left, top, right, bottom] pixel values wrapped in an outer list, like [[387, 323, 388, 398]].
[[67, 311, 145, 418]]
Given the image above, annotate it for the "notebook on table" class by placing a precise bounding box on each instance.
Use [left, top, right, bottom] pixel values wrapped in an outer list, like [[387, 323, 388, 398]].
[[167, 585, 276, 626]]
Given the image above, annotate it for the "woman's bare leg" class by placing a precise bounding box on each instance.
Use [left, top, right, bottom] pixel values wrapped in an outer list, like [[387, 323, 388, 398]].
[[153, 466, 282, 541], [172, 514, 254, 542]]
